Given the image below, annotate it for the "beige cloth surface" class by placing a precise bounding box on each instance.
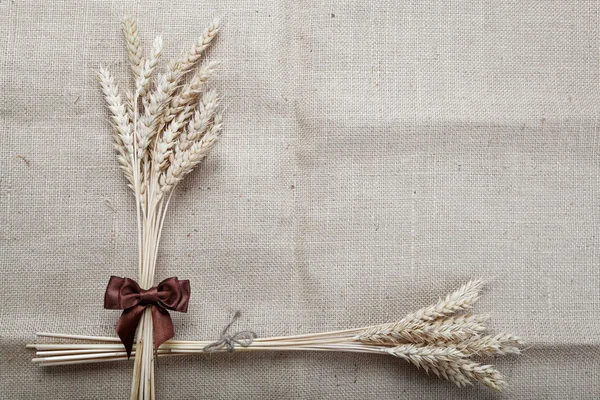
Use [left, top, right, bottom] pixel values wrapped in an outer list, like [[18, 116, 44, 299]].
[[1, 0, 600, 398]]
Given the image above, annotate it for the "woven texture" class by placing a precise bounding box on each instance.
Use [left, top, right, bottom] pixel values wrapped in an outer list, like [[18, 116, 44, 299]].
[[1, 0, 599, 398]]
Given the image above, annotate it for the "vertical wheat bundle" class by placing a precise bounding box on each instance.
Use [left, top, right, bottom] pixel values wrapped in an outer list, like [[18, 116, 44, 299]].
[[96, 16, 221, 399]]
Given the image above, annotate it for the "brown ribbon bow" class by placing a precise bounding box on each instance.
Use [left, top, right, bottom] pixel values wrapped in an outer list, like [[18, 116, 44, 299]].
[[104, 276, 190, 358]]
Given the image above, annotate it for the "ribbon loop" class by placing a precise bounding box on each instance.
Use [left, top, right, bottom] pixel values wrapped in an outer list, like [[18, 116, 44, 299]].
[[104, 276, 190, 358]]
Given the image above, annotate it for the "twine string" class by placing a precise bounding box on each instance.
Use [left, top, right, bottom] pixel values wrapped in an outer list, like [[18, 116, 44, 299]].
[[203, 311, 257, 353]]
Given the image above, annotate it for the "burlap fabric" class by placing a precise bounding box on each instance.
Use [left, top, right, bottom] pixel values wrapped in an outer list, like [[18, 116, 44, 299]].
[[1, 1, 599, 398]]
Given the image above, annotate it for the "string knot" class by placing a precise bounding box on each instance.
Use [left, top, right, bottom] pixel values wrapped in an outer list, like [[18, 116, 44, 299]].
[[203, 311, 257, 353]]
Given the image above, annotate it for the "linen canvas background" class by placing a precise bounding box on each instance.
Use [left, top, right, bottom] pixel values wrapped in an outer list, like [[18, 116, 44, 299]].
[[1, 0, 599, 398]]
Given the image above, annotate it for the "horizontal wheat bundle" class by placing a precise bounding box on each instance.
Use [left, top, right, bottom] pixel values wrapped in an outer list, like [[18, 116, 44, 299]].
[[29, 280, 523, 392]]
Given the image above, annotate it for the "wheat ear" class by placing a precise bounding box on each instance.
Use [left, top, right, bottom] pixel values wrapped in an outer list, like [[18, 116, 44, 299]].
[[136, 36, 163, 97], [159, 113, 222, 195], [407, 279, 484, 322], [446, 333, 524, 357], [164, 61, 219, 123], [358, 313, 489, 345], [357, 281, 485, 344], [96, 68, 135, 188], [173, 18, 220, 77], [121, 17, 143, 78], [388, 344, 506, 391]]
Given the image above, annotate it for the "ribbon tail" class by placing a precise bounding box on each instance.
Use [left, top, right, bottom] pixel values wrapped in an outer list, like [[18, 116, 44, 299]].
[[115, 305, 146, 358], [151, 305, 175, 357]]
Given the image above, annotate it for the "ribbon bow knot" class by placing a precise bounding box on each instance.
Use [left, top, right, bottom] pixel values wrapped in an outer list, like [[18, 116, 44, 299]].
[[104, 276, 190, 358]]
